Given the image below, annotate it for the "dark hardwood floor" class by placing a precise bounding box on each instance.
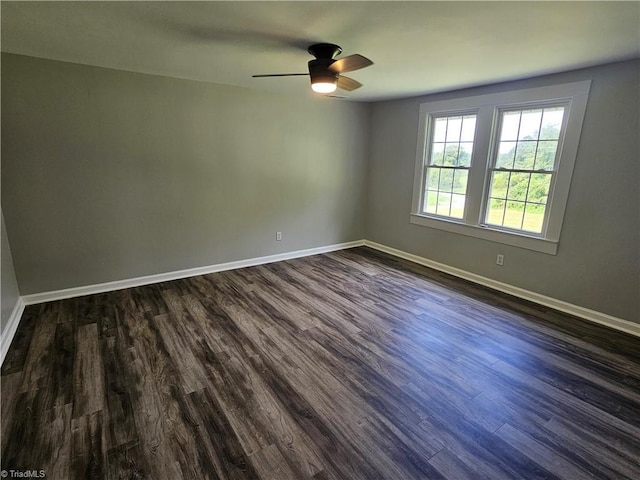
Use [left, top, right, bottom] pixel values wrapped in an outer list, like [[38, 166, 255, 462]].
[[2, 247, 639, 479]]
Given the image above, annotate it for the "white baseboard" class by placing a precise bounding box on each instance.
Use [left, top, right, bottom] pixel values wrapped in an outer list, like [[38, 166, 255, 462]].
[[22, 240, 366, 306], [1, 240, 363, 367], [364, 240, 640, 338], [3, 237, 636, 369], [1, 297, 25, 366]]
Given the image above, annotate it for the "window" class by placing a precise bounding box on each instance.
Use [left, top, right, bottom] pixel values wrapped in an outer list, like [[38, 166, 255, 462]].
[[423, 114, 476, 219], [411, 81, 590, 254], [486, 106, 565, 233]]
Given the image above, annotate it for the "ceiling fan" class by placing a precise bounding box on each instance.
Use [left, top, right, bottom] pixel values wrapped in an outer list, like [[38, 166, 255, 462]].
[[252, 43, 373, 94]]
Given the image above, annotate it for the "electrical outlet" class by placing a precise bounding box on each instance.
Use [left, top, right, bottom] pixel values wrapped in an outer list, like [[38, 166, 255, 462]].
[[496, 254, 504, 266], [276, 231, 282, 241]]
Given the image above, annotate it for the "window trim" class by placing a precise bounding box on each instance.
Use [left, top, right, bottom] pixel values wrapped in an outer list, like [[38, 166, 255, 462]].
[[420, 111, 478, 219], [410, 81, 591, 255], [481, 101, 569, 237]]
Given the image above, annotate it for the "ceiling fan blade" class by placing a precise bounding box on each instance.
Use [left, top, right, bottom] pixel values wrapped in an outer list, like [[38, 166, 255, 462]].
[[337, 76, 362, 91], [252, 73, 309, 77], [329, 54, 373, 74]]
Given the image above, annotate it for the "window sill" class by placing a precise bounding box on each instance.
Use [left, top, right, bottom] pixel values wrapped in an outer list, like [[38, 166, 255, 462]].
[[409, 213, 558, 255]]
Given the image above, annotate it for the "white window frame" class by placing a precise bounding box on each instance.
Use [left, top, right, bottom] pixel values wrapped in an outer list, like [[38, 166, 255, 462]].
[[410, 81, 591, 255]]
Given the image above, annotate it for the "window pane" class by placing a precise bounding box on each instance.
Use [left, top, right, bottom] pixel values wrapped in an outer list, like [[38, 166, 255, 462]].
[[423, 166, 468, 218], [503, 201, 525, 229], [430, 143, 445, 165], [523, 202, 546, 233], [496, 141, 516, 169], [514, 141, 536, 170], [452, 170, 468, 194], [518, 109, 543, 140], [540, 107, 564, 140], [436, 192, 452, 216], [443, 143, 460, 166], [526, 173, 551, 204], [425, 190, 438, 214], [501, 112, 520, 141], [446, 116, 462, 142], [486, 198, 505, 225], [490, 171, 509, 198], [433, 118, 447, 142], [460, 116, 476, 142], [450, 194, 465, 218], [423, 166, 468, 219], [427, 167, 441, 189], [458, 142, 473, 167], [534, 141, 558, 170], [506, 172, 530, 201], [439, 169, 454, 192]]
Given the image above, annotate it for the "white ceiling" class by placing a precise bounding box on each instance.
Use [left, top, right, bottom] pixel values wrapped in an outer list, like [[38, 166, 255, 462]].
[[2, 1, 639, 101]]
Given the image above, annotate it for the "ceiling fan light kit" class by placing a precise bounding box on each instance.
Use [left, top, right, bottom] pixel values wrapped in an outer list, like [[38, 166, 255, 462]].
[[253, 42, 373, 95], [308, 52, 339, 93], [311, 79, 337, 94]]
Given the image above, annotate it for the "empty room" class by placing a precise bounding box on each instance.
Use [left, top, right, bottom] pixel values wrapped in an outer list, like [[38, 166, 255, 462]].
[[1, 1, 639, 479]]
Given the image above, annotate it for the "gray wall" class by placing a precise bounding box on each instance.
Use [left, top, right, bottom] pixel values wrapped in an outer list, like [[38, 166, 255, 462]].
[[1, 210, 21, 333], [3, 53, 638, 324], [1, 54, 370, 294], [366, 59, 640, 323]]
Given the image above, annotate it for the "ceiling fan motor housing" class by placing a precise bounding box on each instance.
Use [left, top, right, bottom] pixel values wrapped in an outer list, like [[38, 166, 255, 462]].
[[307, 43, 342, 59], [308, 58, 339, 84], [308, 44, 342, 86]]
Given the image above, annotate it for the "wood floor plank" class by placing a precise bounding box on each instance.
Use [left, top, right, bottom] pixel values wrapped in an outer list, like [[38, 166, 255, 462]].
[[470, 389, 555, 431], [490, 359, 640, 433], [541, 416, 640, 479], [495, 423, 597, 479], [18, 303, 58, 393], [428, 447, 483, 480], [104, 441, 149, 480], [249, 444, 299, 480], [121, 325, 207, 479], [181, 293, 231, 354], [0, 371, 22, 453], [50, 321, 76, 408], [357, 414, 447, 479], [152, 311, 208, 394], [71, 411, 105, 479], [222, 354, 325, 476], [184, 386, 261, 480], [100, 335, 138, 450], [2, 389, 68, 475], [73, 323, 105, 418], [470, 330, 640, 418], [0, 306, 39, 376], [1, 246, 639, 479], [245, 354, 387, 480], [47, 403, 73, 480], [249, 265, 363, 335]]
